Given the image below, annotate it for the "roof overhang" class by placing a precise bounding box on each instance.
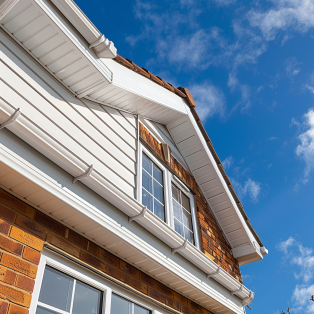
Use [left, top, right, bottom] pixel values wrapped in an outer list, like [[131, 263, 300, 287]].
[[0, 0, 266, 278]]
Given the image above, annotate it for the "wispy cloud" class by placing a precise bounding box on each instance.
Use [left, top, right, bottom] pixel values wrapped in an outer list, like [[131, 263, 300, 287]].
[[268, 136, 279, 141], [188, 82, 225, 121], [232, 178, 262, 203], [290, 117, 300, 127], [222, 156, 234, 169], [248, 0, 314, 41], [295, 109, 314, 184], [278, 238, 314, 312], [285, 57, 302, 77]]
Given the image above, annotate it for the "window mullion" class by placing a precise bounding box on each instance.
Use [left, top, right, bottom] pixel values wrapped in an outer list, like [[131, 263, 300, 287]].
[[69, 279, 76, 314]]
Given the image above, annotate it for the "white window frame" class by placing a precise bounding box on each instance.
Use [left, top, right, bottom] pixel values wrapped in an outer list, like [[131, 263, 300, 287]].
[[137, 144, 200, 249], [30, 250, 159, 314]]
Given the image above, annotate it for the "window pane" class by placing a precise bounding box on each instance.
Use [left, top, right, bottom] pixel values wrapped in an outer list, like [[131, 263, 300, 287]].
[[172, 199, 181, 221], [181, 193, 190, 212], [182, 210, 193, 230], [38, 266, 73, 312], [72, 281, 102, 314], [154, 199, 164, 221], [142, 154, 152, 175], [153, 180, 164, 204], [142, 170, 152, 194], [111, 294, 132, 314], [174, 219, 184, 238], [172, 184, 179, 202], [153, 164, 162, 184], [184, 228, 194, 244], [142, 188, 153, 212], [134, 304, 150, 314], [36, 306, 60, 314]]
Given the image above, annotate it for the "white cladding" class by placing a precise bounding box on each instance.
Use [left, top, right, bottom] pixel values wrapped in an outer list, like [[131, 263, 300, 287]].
[[0, 32, 137, 197]]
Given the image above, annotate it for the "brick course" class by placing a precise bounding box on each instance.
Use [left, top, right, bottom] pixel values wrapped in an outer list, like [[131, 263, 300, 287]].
[[0, 188, 215, 314], [139, 123, 242, 283]]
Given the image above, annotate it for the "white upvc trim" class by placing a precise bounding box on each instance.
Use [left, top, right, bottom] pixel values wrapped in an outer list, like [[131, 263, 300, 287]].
[[0, 0, 19, 20], [0, 101, 252, 312]]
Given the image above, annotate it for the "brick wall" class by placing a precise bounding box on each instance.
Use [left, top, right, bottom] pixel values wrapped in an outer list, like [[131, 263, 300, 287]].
[[0, 189, 216, 314], [139, 123, 242, 283]]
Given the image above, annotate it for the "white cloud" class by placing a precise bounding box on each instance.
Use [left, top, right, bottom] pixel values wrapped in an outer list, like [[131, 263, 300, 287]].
[[268, 136, 279, 140], [188, 82, 225, 121], [232, 178, 262, 203], [285, 57, 302, 76], [290, 117, 300, 127], [222, 156, 234, 169], [248, 0, 314, 41], [277, 237, 295, 254], [292, 285, 314, 313], [214, 0, 236, 6], [295, 109, 314, 183]]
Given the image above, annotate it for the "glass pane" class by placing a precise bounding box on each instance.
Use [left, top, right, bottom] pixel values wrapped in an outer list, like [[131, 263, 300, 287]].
[[134, 303, 150, 314], [72, 281, 102, 314], [153, 180, 164, 203], [142, 154, 152, 175], [154, 199, 165, 221], [181, 193, 190, 212], [174, 219, 184, 238], [153, 164, 163, 184], [142, 188, 153, 212], [142, 170, 152, 194], [184, 228, 194, 244], [36, 306, 60, 314], [172, 184, 179, 202], [38, 266, 73, 312], [111, 294, 132, 314], [182, 209, 193, 230], [172, 199, 182, 221]]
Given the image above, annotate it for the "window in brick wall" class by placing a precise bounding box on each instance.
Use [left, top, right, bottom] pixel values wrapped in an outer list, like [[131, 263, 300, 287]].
[[111, 293, 150, 314], [36, 266, 102, 314]]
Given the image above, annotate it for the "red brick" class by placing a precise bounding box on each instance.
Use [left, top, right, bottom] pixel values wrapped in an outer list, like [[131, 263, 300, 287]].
[[68, 230, 88, 249], [34, 212, 66, 236], [10, 227, 43, 252], [105, 264, 128, 283], [15, 215, 46, 240], [0, 265, 17, 285], [129, 277, 148, 294], [0, 235, 23, 256], [46, 233, 80, 258], [0, 283, 31, 307], [8, 304, 28, 314], [80, 251, 106, 273], [22, 247, 40, 265], [148, 287, 166, 304], [0, 190, 34, 219], [1, 253, 37, 279], [15, 275, 35, 293], [0, 219, 10, 236], [0, 300, 9, 314], [0, 204, 15, 223], [119, 260, 139, 279]]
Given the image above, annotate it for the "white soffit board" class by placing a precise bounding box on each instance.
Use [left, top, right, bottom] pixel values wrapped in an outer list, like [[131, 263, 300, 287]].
[[0, 0, 112, 96]]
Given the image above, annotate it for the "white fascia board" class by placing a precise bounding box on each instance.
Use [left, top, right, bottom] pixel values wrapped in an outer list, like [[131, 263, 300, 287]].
[[32, 0, 112, 81], [0, 0, 19, 20], [0, 140, 245, 314], [185, 108, 262, 254], [0, 99, 253, 307], [50, 0, 117, 58], [102, 58, 188, 115]]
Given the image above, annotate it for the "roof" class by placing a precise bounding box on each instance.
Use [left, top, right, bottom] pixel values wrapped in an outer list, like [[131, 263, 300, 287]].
[[114, 54, 263, 248]]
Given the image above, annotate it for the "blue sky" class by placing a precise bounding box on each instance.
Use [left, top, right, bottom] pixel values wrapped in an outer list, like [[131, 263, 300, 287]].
[[75, 0, 314, 312]]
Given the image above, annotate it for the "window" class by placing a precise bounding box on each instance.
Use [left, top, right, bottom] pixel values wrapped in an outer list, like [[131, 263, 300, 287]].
[[36, 266, 102, 314], [141, 153, 165, 221], [172, 184, 194, 244], [111, 294, 150, 314]]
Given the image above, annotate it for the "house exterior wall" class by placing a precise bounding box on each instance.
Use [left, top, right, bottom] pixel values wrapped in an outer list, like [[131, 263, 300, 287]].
[[0, 188, 217, 314], [139, 123, 242, 283]]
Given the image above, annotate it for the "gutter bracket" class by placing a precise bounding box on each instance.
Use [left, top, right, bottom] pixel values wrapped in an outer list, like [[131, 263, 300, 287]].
[[231, 284, 243, 296], [206, 266, 221, 279], [172, 239, 188, 255], [242, 291, 255, 306], [72, 165, 93, 183], [0, 108, 21, 130], [129, 206, 147, 223]]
